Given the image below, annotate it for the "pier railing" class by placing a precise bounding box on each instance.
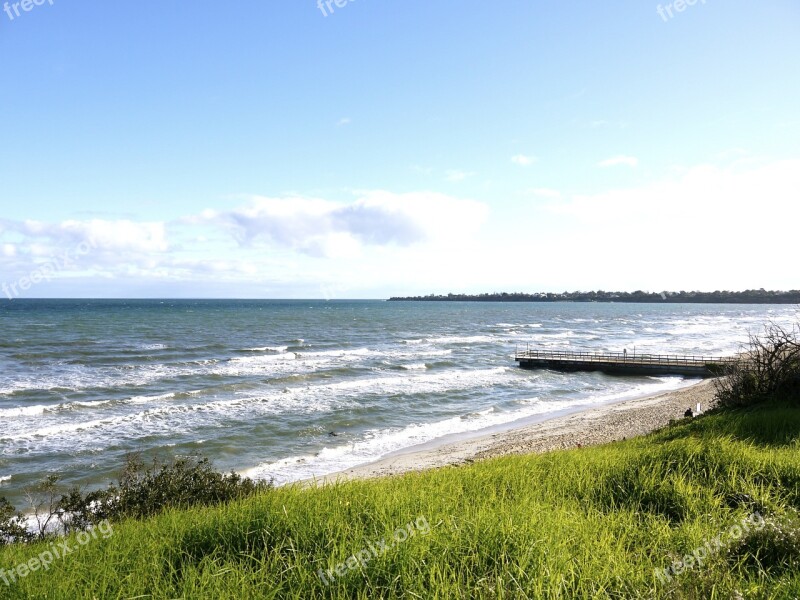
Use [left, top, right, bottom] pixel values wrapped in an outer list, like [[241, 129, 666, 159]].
[[514, 347, 737, 367]]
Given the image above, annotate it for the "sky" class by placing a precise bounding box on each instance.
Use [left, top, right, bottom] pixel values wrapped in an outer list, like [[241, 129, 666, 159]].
[[1, 0, 799, 299]]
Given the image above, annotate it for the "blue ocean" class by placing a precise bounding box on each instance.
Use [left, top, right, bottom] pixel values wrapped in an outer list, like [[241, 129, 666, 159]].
[[1, 300, 797, 507]]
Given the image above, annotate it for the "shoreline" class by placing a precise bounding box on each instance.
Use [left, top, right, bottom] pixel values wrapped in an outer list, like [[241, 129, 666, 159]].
[[307, 378, 718, 485]]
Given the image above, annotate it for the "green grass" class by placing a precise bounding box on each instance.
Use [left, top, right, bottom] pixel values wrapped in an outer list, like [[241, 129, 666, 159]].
[[2, 401, 799, 599]]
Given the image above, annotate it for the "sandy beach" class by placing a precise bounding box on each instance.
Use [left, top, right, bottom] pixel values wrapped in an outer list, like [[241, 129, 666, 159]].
[[313, 378, 718, 483]]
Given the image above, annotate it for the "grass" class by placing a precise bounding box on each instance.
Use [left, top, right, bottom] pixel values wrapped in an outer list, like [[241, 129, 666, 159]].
[[1, 400, 799, 599]]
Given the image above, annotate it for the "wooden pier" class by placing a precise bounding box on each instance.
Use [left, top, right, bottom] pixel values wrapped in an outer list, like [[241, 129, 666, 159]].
[[515, 348, 736, 378]]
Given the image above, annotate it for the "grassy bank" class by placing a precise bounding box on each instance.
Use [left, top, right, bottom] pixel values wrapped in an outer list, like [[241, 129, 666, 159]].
[[2, 401, 799, 599]]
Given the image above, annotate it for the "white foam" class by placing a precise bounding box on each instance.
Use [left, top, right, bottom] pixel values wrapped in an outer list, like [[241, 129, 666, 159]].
[[71, 399, 113, 408], [0, 404, 48, 418], [245, 376, 694, 485], [0, 398, 126, 420], [400, 363, 428, 371], [244, 346, 288, 353], [129, 392, 177, 404], [228, 353, 297, 365], [0, 343, 457, 397], [243, 399, 588, 484], [6, 404, 191, 444], [297, 367, 509, 397], [0, 362, 181, 395], [1, 368, 512, 452], [51, 399, 117, 413], [298, 348, 371, 358], [426, 335, 495, 344], [19, 416, 119, 439], [529, 330, 576, 340], [383, 349, 452, 359]]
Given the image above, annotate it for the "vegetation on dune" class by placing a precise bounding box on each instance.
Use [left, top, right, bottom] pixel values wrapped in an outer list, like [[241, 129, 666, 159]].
[[715, 322, 800, 408], [2, 406, 799, 599], [1, 324, 799, 598], [0, 500, 30, 547], [1, 454, 270, 544]]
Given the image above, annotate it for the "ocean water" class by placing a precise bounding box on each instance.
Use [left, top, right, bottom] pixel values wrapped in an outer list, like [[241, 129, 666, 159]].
[[0, 299, 797, 506]]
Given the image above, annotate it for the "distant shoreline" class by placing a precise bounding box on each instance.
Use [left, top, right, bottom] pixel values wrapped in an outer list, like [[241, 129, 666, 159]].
[[389, 289, 800, 304]]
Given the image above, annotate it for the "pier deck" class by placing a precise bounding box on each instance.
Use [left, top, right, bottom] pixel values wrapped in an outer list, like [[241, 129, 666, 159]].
[[515, 349, 736, 378]]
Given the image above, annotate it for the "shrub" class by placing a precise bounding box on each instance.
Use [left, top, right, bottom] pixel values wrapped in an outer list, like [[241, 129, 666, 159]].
[[715, 322, 800, 407], [1, 453, 272, 544], [0, 497, 33, 545], [58, 453, 271, 528]]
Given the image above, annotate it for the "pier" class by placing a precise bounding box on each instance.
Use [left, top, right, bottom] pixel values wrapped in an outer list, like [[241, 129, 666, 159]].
[[515, 348, 736, 378]]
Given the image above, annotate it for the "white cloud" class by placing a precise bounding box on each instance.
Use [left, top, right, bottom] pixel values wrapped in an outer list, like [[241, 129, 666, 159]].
[[200, 191, 488, 258], [0, 219, 173, 295], [511, 154, 538, 167], [336, 117, 351, 126], [597, 155, 639, 168], [541, 159, 800, 289], [11, 219, 168, 253], [6, 159, 794, 296], [0, 192, 490, 296]]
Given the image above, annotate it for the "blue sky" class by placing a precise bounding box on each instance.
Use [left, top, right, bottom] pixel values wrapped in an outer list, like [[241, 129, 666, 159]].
[[1, 0, 799, 298]]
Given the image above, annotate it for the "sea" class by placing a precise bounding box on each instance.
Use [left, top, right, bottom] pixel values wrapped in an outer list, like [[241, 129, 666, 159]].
[[1, 299, 797, 507]]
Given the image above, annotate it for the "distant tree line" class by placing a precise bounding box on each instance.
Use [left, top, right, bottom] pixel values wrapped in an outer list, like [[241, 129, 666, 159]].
[[388, 289, 800, 304]]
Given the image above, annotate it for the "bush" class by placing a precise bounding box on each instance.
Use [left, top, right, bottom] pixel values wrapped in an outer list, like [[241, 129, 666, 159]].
[[58, 453, 271, 529], [0, 497, 33, 545], [2, 453, 271, 544], [715, 322, 800, 407]]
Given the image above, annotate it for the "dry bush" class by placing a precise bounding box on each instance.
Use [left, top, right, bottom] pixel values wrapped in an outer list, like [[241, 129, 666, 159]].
[[715, 322, 800, 407]]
